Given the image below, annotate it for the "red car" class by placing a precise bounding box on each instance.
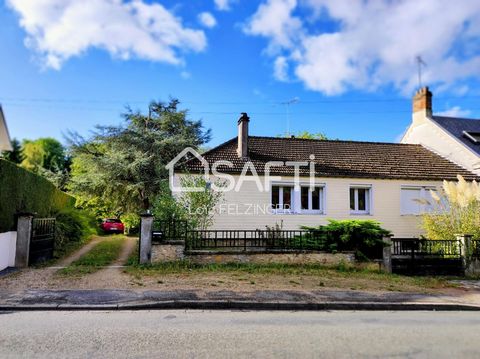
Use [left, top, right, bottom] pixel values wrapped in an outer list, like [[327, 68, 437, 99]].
[[100, 218, 125, 234]]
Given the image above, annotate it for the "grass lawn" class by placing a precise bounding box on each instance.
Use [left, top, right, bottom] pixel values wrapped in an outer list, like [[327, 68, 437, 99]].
[[124, 261, 457, 293], [59, 236, 126, 276]]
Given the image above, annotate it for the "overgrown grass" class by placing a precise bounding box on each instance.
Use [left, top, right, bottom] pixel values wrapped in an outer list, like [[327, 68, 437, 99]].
[[124, 260, 454, 292], [59, 236, 125, 276]]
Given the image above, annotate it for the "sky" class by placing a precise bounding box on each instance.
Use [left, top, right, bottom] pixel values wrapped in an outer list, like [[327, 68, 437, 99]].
[[1, 0, 480, 148]]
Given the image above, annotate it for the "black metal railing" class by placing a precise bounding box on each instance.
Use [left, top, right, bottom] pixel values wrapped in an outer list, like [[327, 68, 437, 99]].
[[185, 229, 326, 252], [152, 219, 189, 242], [391, 238, 462, 259]]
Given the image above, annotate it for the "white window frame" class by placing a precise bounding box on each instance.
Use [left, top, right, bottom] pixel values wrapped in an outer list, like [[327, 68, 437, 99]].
[[349, 185, 372, 215], [271, 184, 294, 214], [300, 185, 325, 214], [400, 185, 437, 215]]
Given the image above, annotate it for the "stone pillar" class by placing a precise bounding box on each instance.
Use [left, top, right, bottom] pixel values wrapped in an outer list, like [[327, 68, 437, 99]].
[[457, 234, 473, 274], [15, 214, 34, 268], [382, 236, 392, 273], [139, 213, 154, 264]]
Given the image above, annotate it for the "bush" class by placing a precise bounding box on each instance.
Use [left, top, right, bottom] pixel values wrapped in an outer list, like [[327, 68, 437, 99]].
[[0, 159, 75, 232], [421, 175, 480, 240], [54, 208, 97, 254], [301, 219, 391, 260]]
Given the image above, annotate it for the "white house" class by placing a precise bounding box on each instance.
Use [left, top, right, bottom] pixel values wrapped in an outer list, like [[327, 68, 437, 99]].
[[174, 96, 478, 238], [0, 105, 13, 152], [0, 105, 15, 271], [402, 87, 480, 175]]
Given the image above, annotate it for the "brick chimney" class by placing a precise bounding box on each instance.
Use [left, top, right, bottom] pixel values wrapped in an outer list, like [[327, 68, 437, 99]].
[[237, 112, 249, 158], [412, 86, 432, 119]]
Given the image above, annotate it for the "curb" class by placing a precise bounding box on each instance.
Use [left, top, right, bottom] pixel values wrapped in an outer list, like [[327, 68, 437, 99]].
[[1, 301, 480, 312]]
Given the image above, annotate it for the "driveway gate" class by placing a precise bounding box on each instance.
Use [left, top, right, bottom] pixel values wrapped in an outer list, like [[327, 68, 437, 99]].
[[391, 238, 464, 276], [29, 218, 56, 265]]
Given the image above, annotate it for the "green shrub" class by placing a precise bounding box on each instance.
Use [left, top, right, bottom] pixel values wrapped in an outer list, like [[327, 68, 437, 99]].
[[0, 159, 75, 232], [301, 219, 391, 260], [54, 208, 97, 254]]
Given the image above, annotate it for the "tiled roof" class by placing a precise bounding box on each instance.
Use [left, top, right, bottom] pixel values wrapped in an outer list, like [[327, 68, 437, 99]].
[[179, 136, 478, 181], [431, 116, 480, 156]]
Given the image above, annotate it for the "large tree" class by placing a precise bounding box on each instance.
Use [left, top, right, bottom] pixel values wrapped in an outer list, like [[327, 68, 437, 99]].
[[68, 99, 211, 214], [1, 138, 22, 163]]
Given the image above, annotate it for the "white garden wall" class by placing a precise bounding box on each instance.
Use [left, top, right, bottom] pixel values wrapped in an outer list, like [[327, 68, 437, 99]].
[[0, 231, 16, 271]]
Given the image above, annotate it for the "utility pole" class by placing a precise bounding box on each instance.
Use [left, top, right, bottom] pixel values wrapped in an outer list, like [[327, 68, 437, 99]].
[[415, 55, 427, 88], [281, 97, 299, 137]]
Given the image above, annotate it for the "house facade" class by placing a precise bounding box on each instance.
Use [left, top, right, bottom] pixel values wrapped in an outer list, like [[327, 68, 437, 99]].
[[401, 87, 480, 175], [174, 94, 478, 238], [0, 105, 13, 152]]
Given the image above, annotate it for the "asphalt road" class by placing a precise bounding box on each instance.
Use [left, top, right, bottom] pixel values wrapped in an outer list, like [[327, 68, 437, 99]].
[[1, 310, 480, 358]]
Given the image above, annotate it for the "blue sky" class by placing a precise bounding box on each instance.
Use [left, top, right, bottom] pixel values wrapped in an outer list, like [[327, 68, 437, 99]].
[[1, 0, 480, 147]]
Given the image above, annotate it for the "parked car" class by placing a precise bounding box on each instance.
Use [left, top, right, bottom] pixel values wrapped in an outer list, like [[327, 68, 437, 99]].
[[100, 218, 125, 234]]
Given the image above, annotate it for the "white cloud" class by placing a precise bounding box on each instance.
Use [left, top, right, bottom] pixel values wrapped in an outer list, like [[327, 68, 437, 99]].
[[436, 106, 472, 118], [180, 71, 191, 79], [214, 0, 234, 11], [198, 12, 217, 28], [7, 0, 207, 70], [273, 56, 289, 81], [244, 0, 480, 95]]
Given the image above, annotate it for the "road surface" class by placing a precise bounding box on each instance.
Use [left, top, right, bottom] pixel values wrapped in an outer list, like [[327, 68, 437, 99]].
[[1, 310, 480, 358]]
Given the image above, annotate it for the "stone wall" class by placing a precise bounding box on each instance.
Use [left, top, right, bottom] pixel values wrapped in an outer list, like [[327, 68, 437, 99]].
[[151, 243, 354, 265]]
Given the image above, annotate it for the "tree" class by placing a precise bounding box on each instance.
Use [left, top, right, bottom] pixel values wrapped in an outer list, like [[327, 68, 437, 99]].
[[20, 138, 70, 189], [21, 138, 67, 173], [177, 175, 224, 230], [68, 99, 211, 215], [278, 131, 331, 140], [421, 175, 480, 240], [1, 138, 23, 163]]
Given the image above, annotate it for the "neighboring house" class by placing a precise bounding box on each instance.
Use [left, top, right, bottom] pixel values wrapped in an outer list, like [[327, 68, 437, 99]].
[[0, 105, 13, 152], [401, 87, 480, 175], [174, 99, 478, 238]]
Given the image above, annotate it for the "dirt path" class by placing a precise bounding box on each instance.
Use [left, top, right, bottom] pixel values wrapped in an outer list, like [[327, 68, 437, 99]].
[[0, 236, 138, 291], [56, 236, 103, 267]]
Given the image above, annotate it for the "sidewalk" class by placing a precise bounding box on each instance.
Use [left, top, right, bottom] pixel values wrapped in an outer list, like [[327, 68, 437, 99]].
[[2, 288, 480, 311]]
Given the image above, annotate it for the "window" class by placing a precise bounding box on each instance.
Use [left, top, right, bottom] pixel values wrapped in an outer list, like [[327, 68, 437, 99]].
[[271, 185, 294, 213], [301, 186, 324, 213], [401, 186, 437, 215], [350, 187, 371, 214]]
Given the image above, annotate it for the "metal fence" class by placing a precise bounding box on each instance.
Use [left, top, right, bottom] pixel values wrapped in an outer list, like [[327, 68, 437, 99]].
[[391, 238, 462, 259], [185, 229, 327, 252], [152, 219, 189, 243], [29, 218, 56, 265]]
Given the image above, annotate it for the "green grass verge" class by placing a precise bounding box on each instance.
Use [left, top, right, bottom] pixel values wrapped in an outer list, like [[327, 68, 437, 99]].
[[124, 261, 455, 291], [59, 236, 126, 276]]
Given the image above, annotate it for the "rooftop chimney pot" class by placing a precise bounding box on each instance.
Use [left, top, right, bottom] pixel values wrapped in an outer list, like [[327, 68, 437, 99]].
[[412, 86, 432, 116]]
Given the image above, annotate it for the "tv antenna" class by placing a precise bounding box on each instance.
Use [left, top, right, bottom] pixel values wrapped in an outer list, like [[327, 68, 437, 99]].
[[415, 55, 427, 88], [281, 97, 299, 137]]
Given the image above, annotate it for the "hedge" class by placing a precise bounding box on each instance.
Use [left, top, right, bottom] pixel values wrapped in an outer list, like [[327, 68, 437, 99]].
[[0, 159, 75, 232]]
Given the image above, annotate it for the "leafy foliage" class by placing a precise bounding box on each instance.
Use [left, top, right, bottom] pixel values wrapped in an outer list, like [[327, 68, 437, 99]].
[[301, 219, 391, 259], [152, 182, 188, 223], [20, 138, 70, 189], [177, 175, 224, 230], [67, 99, 210, 216], [278, 131, 332, 140], [0, 159, 75, 232], [421, 175, 480, 240], [54, 208, 97, 253], [1, 138, 22, 163]]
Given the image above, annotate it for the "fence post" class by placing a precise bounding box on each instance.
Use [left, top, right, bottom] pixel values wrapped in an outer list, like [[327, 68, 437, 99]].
[[15, 213, 34, 268], [382, 236, 392, 273], [139, 213, 154, 264]]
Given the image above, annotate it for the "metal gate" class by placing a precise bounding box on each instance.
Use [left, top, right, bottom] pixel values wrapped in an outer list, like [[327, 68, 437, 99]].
[[391, 238, 464, 276], [29, 218, 56, 265]]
